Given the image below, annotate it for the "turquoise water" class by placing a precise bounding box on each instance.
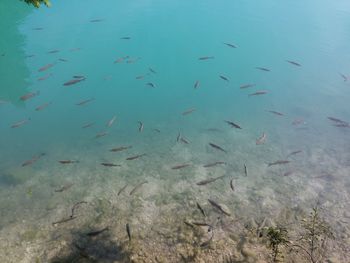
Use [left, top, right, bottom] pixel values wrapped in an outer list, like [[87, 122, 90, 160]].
[[1, 0, 350, 262]]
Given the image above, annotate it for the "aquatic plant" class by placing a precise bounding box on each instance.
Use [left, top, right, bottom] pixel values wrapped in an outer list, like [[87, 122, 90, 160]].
[[22, 0, 51, 8], [266, 226, 289, 262]]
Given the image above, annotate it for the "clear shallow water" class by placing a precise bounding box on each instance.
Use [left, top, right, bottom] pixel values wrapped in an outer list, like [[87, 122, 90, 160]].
[[1, 0, 350, 262]]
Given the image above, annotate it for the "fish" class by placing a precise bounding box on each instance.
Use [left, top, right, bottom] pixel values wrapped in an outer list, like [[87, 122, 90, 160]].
[[196, 202, 206, 217], [286, 60, 301, 67], [73, 75, 85, 79], [244, 164, 248, 177], [33, 27, 43, 30], [95, 131, 108, 139], [191, 222, 211, 227], [54, 183, 74, 192], [224, 120, 242, 129], [37, 73, 52, 81], [149, 67, 156, 74], [20, 91, 39, 101], [114, 57, 125, 63], [22, 153, 45, 167], [70, 48, 82, 52], [180, 137, 190, 144], [199, 56, 214, 60], [219, 75, 229, 82], [283, 171, 294, 177], [203, 161, 226, 168], [286, 150, 302, 158], [208, 199, 231, 216], [11, 119, 30, 128], [110, 146, 132, 152], [146, 82, 155, 88], [86, 227, 109, 237], [126, 223, 131, 241], [182, 108, 196, 115], [334, 123, 350, 128], [25, 54, 35, 58], [136, 75, 144, 80], [327, 117, 348, 124], [70, 201, 88, 218], [106, 116, 117, 127], [76, 98, 95, 106], [268, 110, 284, 116], [126, 57, 140, 64], [230, 179, 234, 191], [208, 142, 227, 153], [268, 160, 290, 167], [129, 181, 148, 195], [38, 63, 55, 72], [101, 163, 121, 167], [59, 58, 68, 62], [171, 164, 190, 170], [205, 128, 223, 132], [154, 128, 161, 133], [82, 122, 94, 129], [35, 102, 51, 112], [256, 132, 267, 145], [223, 42, 237, 48], [339, 73, 348, 82], [194, 80, 200, 89], [255, 67, 270, 72], [249, 90, 268, 97], [138, 121, 144, 132], [126, 154, 146, 160], [240, 83, 256, 89], [120, 37, 131, 40], [52, 216, 77, 226], [176, 132, 181, 142], [58, 160, 79, 164], [48, 50, 60, 54], [90, 19, 103, 23], [196, 175, 225, 186], [117, 184, 128, 196], [292, 118, 306, 126], [63, 77, 85, 86]]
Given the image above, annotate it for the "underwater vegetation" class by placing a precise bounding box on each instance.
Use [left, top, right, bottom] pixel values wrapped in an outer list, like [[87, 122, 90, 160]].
[[22, 0, 50, 8]]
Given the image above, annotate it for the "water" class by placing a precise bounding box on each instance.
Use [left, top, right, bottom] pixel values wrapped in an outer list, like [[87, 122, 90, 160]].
[[1, 0, 350, 262]]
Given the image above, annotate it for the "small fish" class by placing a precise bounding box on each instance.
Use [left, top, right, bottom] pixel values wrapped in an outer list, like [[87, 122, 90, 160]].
[[52, 216, 77, 226], [240, 83, 256, 89], [129, 181, 148, 195], [86, 227, 109, 237], [48, 49, 60, 54], [107, 116, 117, 127], [194, 80, 200, 89], [283, 171, 294, 177], [208, 199, 231, 216], [135, 75, 144, 80], [101, 163, 121, 167], [22, 153, 45, 167], [286, 60, 301, 67], [76, 98, 95, 106], [154, 128, 161, 133], [203, 161, 226, 168], [11, 119, 30, 128], [20, 91, 39, 101], [54, 183, 73, 192], [146, 82, 155, 88], [90, 19, 103, 23], [37, 73, 52, 81], [244, 164, 248, 177], [268, 110, 284, 116], [59, 160, 79, 164], [255, 67, 270, 72], [339, 73, 348, 82], [126, 223, 131, 241], [82, 122, 94, 129], [95, 131, 108, 139], [59, 58, 68, 62], [230, 178, 234, 191], [110, 146, 132, 152], [199, 56, 215, 60], [114, 57, 125, 63], [63, 77, 85, 86], [126, 154, 146, 160], [286, 150, 302, 158], [205, 128, 223, 132], [149, 67, 156, 74], [177, 132, 181, 142], [219, 75, 229, 82], [138, 121, 144, 132], [33, 27, 43, 30], [180, 137, 190, 144], [334, 123, 350, 128], [171, 164, 190, 170], [25, 54, 35, 58], [73, 75, 85, 79], [117, 184, 128, 196], [196, 202, 206, 217], [70, 201, 88, 218], [249, 90, 268, 97], [182, 108, 196, 115], [126, 57, 140, 64], [224, 120, 242, 129], [120, 37, 131, 40], [196, 175, 225, 186], [208, 142, 227, 153], [223, 42, 237, 48], [268, 160, 290, 167], [256, 132, 267, 145], [327, 117, 348, 124]]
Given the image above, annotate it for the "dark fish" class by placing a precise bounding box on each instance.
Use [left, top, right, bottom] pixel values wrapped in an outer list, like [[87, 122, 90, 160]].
[[268, 110, 284, 116], [63, 77, 85, 86], [22, 153, 45, 167], [199, 56, 214, 60], [25, 54, 35, 58], [255, 67, 270, 72], [48, 50, 60, 54], [95, 131, 109, 139], [205, 128, 223, 132], [244, 164, 248, 177], [283, 171, 294, 177], [196, 175, 225, 186], [339, 73, 348, 82], [54, 183, 73, 192], [101, 163, 121, 167], [327, 117, 348, 124], [117, 184, 128, 196], [82, 122, 95, 129], [73, 75, 85, 79], [249, 90, 268, 97], [86, 227, 109, 237], [230, 178, 234, 191], [146, 82, 155, 88], [191, 222, 211, 227], [223, 42, 237, 48], [126, 154, 146, 160], [194, 80, 200, 89], [208, 142, 227, 153], [59, 160, 79, 164], [70, 201, 88, 218], [59, 58, 68, 62], [224, 120, 242, 129], [268, 160, 290, 167], [149, 67, 156, 74], [136, 75, 144, 80], [203, 161, 226, 168], [256, 132, 266, 145], [110, 146, 132, 152], [286, 60, 301, 67], [52, 216, 77, 226], [208, 199, 231, 216], [334, 123, 350, 128], [126, 223, 131, 241], [240, 83, 256, 89], [11, 119, 30, 128], [177, 132, 181, 142], [20, 91, 39, 101], [154, 128, 161, 133], [196, 202, 206, 217], [120, 37, 131, 40], [182, 108, 196, 115], [219, 75, 229, 82], [180, 137, 190, 144], [138, 121, 144, 132], [130, 181, 148, 195], [76, 98, 95, 106], [286, 150, 302, 158], [90, 19, 103, 23], [171, 164, 190, 170]]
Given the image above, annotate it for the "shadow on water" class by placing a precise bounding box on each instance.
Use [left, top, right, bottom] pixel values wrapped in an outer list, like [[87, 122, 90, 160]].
[[0, 0, 31, 105]]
